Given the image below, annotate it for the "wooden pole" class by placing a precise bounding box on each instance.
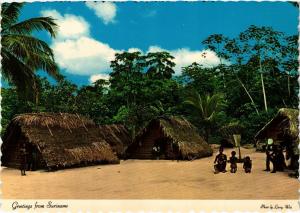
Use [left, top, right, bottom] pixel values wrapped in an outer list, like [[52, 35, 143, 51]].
[[238, 146, 242, 161]]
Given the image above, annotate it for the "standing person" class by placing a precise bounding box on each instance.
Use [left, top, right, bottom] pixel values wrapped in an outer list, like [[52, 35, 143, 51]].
[[214, 147, 227, 173], [228, 151, 238, 173], [264, 138, 273, 171], [152, 146, 160, 160], [270, 145, 278, 173], [276, 146, 286, 171], [20, 143, 27, 176], [243, 156, 252, 173]]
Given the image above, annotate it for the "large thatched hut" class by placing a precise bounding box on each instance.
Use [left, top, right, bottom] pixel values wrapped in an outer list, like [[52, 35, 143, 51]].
[[126, 116, 213, 160], [1, 113, 119, 170], [254, 108, 299, 169]]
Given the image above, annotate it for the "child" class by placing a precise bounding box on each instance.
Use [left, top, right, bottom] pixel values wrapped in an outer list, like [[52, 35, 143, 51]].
[[228, 151, 238, 173], [243, 156, 252, 173], [214, 147, 227, 173]]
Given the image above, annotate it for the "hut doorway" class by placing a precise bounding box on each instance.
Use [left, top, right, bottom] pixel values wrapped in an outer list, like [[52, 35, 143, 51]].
[[26, 143, 42, 171], [152, 136, 179, 160]]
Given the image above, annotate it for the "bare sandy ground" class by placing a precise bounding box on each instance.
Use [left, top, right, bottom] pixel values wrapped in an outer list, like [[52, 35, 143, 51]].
[[2, 147, 298, 199]]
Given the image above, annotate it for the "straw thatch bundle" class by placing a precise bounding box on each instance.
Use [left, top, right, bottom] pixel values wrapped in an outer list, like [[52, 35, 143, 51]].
[[2, 113, 119, 170], [127, 116, 213, 160], [13, 112, 95, 131]]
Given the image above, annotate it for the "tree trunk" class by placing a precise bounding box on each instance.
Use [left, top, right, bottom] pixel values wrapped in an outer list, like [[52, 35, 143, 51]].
[[236, 76, 259, 115], [259, 58, 268, 112], [261, 72, 268, 112]]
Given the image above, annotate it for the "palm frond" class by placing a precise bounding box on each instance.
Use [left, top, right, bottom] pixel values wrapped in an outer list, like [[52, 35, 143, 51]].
[[1, 48, 36, 98], [1, 3, 24, 29], [7, 17, 58, 38], [2, 34, 55, 58], [183, 90, 204, 118], [1, 2, 60, 101], [26, 52, 61, 80], [184, 90, 223, 122]]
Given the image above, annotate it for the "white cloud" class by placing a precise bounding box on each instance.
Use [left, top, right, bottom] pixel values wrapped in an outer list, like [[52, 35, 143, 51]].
[[89, 74, 110, 84], [85, 2, 117, 25], [41, 9, 225, 81], [41, 10, 90, 40], [52, 36, 117, 76], [41, 10, 117, 76], [128, 48, 143, 53], [147, 46, 227, 75]]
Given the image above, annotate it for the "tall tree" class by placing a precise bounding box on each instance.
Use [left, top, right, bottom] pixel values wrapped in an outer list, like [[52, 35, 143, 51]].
[[239, 25, 283, 112], [145, 52, 175, 79], [281, 35, 298, 101], [1, 3, 61, 101]]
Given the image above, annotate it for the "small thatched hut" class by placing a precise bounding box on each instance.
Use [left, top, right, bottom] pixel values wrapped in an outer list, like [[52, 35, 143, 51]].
[[254, 108, 299, 169], [1, 113, 119, 170], [127, 116, 213, 160]]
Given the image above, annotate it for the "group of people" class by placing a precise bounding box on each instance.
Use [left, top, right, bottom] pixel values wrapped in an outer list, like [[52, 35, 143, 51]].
[[214, 147, 252, 174], [264, 138, 286, 173], [19, 143, 38, 176]]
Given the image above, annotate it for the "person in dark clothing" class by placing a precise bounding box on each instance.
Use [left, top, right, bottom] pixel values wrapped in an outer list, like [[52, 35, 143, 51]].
[[243, 156, 252, 173], [228, 151, 238, 173], [264, 145, 272, 171], [214, 147, 227, 173], [20, 143, 27, 176], [276, 146, 286, 172]]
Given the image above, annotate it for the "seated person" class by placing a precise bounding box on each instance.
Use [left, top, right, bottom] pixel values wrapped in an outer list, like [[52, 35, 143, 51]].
[[214, 147, 227, 173], [228, 151, 238, 173], [243, 156, 252, 173]]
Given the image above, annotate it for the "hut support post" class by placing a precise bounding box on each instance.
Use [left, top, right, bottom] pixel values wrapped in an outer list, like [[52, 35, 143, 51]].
[[233, 134, 242, 161], [238, 146, 242, 161]]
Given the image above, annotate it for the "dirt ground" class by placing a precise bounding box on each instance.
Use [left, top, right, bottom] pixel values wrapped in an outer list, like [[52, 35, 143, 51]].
[[2, 147, 298, 199]]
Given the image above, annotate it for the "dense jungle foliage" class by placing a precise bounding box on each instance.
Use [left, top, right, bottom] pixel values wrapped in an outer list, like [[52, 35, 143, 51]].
[[2, 23, 298, 144]]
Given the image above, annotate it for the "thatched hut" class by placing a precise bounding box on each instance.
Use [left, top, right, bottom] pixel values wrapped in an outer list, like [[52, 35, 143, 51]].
[[254, 108, 299, 169], [127, 116, 213, 160], [1, 113, 119, 170]]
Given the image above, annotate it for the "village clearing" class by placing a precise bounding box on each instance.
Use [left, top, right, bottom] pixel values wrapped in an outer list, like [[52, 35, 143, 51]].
[[2, 147, 298, 199]]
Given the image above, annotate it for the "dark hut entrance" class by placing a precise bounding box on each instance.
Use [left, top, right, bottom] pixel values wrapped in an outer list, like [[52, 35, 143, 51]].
[[129, 121, 179, 159]]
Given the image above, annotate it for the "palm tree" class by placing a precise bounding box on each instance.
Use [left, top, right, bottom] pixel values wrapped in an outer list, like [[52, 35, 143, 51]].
[[1, 3, 61, 101], [184, 90, 223, 142]]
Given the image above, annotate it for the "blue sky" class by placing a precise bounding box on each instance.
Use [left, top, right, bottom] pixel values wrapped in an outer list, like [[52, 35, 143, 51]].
[[16, 1, 298, 86]]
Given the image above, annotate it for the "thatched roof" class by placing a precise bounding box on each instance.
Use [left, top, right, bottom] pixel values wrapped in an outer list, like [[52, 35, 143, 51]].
[[13, 112, 95, 130], [255, 108, 299, 139], [255, 108, 299, 154], [98, 124, 132, 157], [131, 116, 213, 159], [2, 113, 119, 169]]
